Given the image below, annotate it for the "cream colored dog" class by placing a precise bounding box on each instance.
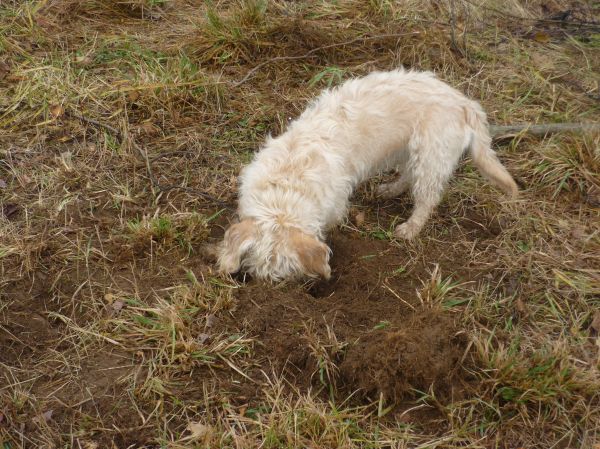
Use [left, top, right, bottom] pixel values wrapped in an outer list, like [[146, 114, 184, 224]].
[[218, 69, 518, 281]]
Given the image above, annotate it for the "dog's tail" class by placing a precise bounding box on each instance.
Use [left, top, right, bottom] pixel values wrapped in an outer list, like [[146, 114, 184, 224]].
[[465, 104, 519, 198]]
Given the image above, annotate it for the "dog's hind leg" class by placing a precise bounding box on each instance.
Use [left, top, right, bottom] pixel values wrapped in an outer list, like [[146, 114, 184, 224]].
[[394, 134, 462, 240], [394, 188, 441, 240], [376, 171, 412, 199]]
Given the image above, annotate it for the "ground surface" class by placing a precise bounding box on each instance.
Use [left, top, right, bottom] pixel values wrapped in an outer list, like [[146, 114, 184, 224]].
[[1, 0, 600, 448]]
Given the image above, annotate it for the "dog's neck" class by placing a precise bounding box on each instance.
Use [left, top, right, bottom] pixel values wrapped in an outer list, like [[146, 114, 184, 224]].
[[237, 134, 350, 241], [238, 186, 326, 240]]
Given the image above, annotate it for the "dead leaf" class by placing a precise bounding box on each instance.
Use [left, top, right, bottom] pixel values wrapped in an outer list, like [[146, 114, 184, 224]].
[[186, 421, 212, 440], [200, 243, 218, 261], [179, 117, 195, 126], [112, 300, 124, 313], [197, 333, 210, 344], [74, 54, 93, 66], [0, 179, 7, 189], [33, 409, 53, 424], [505, 276, 519, 296], [104, 293, 115, 304], [515, 297, 528, 316], [35, 16, 54, 29], [59, 151, 73, 172], [570, 225, 588, 241], [354, 211, 365, 227], [79, 441, 99, 449], [205, 314, 216, 329], [127, 90, 141, 102], [2, 204, 18, 219], [532, 31, 550, 43], [137, 121, 160, 136], [6, 74, 26, 83], [49, 104, 64, 119], [584, 185, 600, 208]]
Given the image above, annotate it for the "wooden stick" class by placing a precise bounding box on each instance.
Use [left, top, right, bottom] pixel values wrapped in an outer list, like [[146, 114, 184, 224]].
[[490, 122, 600, 138]]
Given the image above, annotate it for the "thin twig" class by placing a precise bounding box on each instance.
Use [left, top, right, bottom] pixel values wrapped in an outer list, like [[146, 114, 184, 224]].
[[67, 110, 121, 138], [232, 31, 421, 87], [149, 149, 195, 162], [129, 137, 232, 206], [129, 137, 159, 196]]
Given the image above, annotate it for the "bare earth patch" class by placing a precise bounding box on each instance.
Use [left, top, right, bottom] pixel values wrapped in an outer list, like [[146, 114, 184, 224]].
[[1, 0, 599, 448]]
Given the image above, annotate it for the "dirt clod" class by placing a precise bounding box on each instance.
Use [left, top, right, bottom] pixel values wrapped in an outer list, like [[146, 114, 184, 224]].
[[340, 313, 468, 402]]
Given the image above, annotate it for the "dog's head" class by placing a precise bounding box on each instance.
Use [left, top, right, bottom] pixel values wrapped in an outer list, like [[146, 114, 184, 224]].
[[217, 218, 331, 282]]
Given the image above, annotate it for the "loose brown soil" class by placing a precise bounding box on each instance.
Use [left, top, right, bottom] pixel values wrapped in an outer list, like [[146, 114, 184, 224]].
[[1, 204, 496, 441], [211, 217, 494, 419]]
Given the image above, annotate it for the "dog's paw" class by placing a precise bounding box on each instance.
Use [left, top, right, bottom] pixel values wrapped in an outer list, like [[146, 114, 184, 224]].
[[394, 222, 420, 240]]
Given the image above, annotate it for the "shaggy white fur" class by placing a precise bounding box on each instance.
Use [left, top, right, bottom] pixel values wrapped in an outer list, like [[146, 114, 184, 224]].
[[218, 69, 518, 281]]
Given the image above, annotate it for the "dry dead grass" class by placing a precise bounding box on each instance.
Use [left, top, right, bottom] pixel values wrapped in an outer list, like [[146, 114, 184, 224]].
[[1, 0, 599, 448]]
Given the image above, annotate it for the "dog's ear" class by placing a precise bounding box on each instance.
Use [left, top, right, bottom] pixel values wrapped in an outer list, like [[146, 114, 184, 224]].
[[217, 219, 257, 274], [290, 229, 331, 280]]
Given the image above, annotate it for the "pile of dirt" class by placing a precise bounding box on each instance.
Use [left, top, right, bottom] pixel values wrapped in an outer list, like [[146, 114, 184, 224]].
[[220, 230, 474, 411], [339, 313, 468, 402]]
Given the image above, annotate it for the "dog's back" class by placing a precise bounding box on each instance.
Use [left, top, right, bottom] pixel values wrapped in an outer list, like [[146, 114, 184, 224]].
[[220, 69, 518, 280], [289, 70, 480, 176]]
